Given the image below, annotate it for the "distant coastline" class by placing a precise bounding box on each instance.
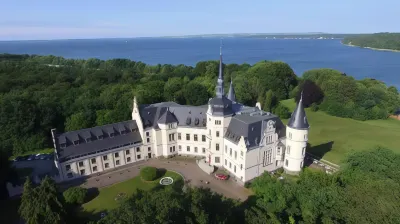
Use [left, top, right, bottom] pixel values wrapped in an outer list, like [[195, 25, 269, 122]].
[[341, 41, 400, 53]]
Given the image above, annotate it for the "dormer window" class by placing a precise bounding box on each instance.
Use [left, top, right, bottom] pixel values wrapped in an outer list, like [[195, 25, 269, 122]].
[[121, 130, 126, 135], [74, 140, 79, 145], [110, 133, 115, 138], [86, 138, 91, 143], [186, 117, 191, 125], [60, 143, 66, 148], [195, 118, 199, 125], [98, 135, 103, 140]]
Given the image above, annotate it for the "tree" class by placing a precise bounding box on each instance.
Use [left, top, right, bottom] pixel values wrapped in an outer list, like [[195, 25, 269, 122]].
[[183, 81, 210, 106], [63, 187, 88, 205], [135, 80, 165, 104], [273, 104, 290, 119], [65, 112, 91, 131], [19, 176, 65, 224], [295, 80, 324, 107], [164, 77, 185, 103], [263, 90, 277, 112]]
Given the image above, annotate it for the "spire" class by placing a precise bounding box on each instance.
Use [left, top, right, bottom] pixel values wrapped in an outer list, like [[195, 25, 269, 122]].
[[287, 91, 309, 130], [215, 39, 224, 98], [227, 79, 236, 102]]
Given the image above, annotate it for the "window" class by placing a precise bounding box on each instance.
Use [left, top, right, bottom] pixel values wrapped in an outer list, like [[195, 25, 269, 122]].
[[287, 146, 291, 155], [234, 151, 237, 159], [285, 159, 288, 167], [215, 157, 220, 163], [170, 147, 173, 153], [103, 155, 108, 161], [215, 120, 221, 125], [302, 147, 306, 156], [225, 145, 227, 153], [79, 161, 84, 167], [192, 147, 196, 153], [264, 149, 272, 166], [93, 166, 97, 172], [179, 145, 182, 151], [91, 158, 96, 164], [115, 152, 119, 158], [173, 146, 176, 152], [80, 169, 85, 175], [304, 134, 307, 140], [300, 161, 303, 168], [241, 151, 243, 157], [225, 159, 227, 165], [178, 133, 181, 140], [105, 163, 109, 168], [168, 123, 174, 129], [202, 135, 206, 142], [169, 134, 175, 141], [146, 132, 149, 137], [229, 162, 232, 168], [216, 131, 220, 137], [202, 148, 206, 153], [148, 147, 151, 152], [234, 165, 236, 173], [289, 132, 292, 139], [66, 165, 71, 171], [67, 173, 73, 178], [116, 160, 120, 165], [147, 138, 150, 143], [127, 157, 131, 162], [60, 143, 66, 148], [126, 150, 130, 155], [110, 133, 115, 138], [216, 143, 219, 151], [137, 155, 141, 159], [187, 146, 190, 152], [230, 148, 232, 156], [98, 135, 103, 140], [209, 129, 211, 135], [74, 140, 79, 145], [186, 134, 190, 141], [194, 134, 198, 141], [136, 147, 140, 152], [240, 164, 243, 170], [277, 147, 280, 155], [267, 135, 273, 143]]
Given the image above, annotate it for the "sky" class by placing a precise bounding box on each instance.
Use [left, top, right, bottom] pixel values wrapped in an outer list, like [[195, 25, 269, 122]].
[[1, 0, 399, 40]]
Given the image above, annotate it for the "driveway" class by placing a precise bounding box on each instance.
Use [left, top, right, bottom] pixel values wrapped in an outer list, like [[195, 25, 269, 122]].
[[65, 158, 251, 201]]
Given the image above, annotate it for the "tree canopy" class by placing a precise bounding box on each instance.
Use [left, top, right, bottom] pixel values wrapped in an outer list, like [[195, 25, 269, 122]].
[[342, 33, 400, 51]]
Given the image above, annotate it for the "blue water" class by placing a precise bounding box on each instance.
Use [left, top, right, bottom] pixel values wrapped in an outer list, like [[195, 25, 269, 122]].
[[1, 38, 400, 88]]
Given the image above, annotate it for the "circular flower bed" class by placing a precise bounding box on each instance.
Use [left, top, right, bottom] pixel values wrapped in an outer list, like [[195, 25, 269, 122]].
[[159, 177, 174, 185]]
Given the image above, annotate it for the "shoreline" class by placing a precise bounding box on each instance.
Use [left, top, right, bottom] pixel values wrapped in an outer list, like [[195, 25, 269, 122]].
[[341, 41, 400, 53]]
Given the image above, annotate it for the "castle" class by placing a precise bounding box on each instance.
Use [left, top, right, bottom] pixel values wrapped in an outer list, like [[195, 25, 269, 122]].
[[51, 47, 309, 184]]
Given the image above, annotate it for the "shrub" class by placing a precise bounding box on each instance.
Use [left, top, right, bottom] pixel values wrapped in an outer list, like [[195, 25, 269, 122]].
[[63, 187, 88, 204], [273, 104, 290, 119], [140, 166, 158, 181], [310, 103, 319, 112]]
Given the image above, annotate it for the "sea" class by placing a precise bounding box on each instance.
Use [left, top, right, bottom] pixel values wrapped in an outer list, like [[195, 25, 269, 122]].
[[0, 38, 400, 88]]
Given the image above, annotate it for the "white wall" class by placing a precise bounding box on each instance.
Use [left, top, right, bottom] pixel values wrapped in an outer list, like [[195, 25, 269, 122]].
[[284, 126, 308, 173], [176, 126, 208, 157]]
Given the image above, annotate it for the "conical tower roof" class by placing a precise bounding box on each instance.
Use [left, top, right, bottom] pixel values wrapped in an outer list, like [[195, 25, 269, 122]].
[[287, 92, 309, 130], [227, 79, 236, 102]]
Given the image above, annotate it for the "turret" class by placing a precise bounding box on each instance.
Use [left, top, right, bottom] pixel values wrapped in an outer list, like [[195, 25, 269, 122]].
[[215, 41, 224, 98], [284, 92, 309, 175], [227, 79, 236, 102]]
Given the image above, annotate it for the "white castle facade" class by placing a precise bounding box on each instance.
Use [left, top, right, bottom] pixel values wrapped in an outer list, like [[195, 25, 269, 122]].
[[51, 48, 309, 185]]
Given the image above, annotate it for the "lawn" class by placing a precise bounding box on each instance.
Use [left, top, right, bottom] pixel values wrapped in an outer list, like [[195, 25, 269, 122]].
[[281, 99, 400, 164], [81, 170, 183, 215]]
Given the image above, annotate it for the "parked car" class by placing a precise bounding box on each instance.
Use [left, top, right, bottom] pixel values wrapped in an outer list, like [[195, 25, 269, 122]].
[[13, 156, 22, 162], [27, 155, 36, 161], [20, 155, 30, 161], [39, 154, 47, 160]]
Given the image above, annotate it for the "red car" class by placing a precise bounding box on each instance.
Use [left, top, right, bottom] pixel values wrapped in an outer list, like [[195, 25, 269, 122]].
[[215, 173, 228, 180]]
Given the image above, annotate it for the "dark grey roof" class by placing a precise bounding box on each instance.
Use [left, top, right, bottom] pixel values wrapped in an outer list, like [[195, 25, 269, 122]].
[[158, 108, 178, 124], [208, 96, 234, 116], [287, 98, 309, 130], [225, 113, 285, 149], [54, 120, 141, 162], [227, 80, 236, 102], [139, 102, 207, 128]]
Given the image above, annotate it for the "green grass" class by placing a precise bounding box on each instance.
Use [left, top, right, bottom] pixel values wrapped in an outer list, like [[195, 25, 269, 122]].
[[281, 99, 400, 164], [10, 148, 54, 160], [81, 171, 183, 215]]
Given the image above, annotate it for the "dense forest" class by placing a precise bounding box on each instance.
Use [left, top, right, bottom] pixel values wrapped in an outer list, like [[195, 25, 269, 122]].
[[342, 33, 400, 51], [0, 54, 399, 158], [16, 147, 400, 224]]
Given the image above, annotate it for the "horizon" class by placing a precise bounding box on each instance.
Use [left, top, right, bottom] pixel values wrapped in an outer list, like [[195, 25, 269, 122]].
[[1, 0, 399, 41]]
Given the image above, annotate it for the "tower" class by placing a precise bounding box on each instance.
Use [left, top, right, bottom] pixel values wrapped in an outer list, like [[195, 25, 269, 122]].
[[284, 93, 309, 175], [227, 79, 236, 102], [215, 42, 224, 98]]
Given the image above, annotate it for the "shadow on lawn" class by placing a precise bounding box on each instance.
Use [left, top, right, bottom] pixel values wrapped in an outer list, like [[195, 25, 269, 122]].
[[307, 141, 334, 159]]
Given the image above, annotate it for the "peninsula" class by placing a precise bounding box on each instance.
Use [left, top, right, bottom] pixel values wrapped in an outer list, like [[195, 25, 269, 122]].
[[342, 33, 400, 52]]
